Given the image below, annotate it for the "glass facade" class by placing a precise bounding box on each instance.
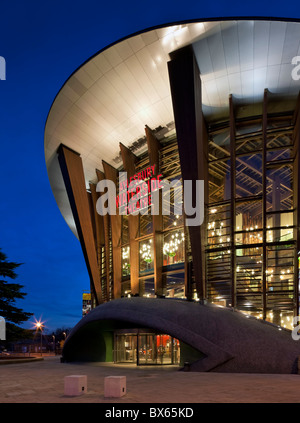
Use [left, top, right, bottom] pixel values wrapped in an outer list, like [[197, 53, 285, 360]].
[[163, 229, 185, 266], [117, 137, 187, 301], [207, 115, 297, 329], [114, 331, 180, 365], [139, 239, 154, 275], [93, 114, 298, 332]]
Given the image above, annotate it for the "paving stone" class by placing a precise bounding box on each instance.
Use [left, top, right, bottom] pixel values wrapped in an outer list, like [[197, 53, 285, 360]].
[[0, 356, 300, 403]]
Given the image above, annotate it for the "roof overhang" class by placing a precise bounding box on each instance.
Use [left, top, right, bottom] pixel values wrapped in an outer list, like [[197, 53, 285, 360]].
[[44, 18, 300, 236]]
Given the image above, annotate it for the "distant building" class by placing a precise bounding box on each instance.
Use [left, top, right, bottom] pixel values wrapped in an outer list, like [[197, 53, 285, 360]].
[[82, 292, 92, 317]]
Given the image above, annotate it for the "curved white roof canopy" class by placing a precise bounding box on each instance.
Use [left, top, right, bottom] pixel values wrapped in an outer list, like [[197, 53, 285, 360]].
[[44, 19, 300, 237]]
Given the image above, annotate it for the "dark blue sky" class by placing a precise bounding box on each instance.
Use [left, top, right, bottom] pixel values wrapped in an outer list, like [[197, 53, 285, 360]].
[[0, 0, 299, 333]]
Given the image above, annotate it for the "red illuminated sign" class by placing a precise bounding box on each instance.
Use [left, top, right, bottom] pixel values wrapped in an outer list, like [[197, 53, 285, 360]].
[[116, 164, 163, 214]]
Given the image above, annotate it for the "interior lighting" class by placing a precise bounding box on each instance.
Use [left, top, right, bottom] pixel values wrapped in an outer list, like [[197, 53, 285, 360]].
[[141, 242, 152, 263]]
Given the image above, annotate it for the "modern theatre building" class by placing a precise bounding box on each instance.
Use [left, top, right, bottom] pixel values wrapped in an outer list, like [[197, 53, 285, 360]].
[[45, 19, 300, 372]]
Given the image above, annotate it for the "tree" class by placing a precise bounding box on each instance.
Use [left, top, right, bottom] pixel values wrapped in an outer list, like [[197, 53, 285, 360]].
[[0, 249, 33, 342], [53, 327, 72, 342]]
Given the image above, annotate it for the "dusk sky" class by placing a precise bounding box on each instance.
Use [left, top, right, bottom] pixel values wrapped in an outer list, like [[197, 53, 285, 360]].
[[0, 0, 299, 333]]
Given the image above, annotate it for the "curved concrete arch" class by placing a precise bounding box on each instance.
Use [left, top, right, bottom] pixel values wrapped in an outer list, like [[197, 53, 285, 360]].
[[62, 297, 300, 373]]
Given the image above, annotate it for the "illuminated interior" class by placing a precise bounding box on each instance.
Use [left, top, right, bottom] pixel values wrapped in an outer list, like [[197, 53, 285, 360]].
[[114, 331, 180, 365], [207, 115, 296, 329], [101, 112, 299, 332]]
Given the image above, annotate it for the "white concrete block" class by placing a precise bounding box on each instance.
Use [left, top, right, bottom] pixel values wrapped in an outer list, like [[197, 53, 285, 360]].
[[64, 375, 87, 396], [104, 376, 126, 398]]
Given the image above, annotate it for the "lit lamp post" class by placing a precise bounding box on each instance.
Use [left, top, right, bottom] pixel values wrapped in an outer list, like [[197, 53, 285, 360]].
[[52, 334, 55, 355], [35, 321, 44, 357]]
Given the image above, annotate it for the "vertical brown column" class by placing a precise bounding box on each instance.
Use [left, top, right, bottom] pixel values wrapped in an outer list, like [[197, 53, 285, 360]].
[[229, 95, 237, 308], [168, 46, 209, 300], [102, 161, 122, 299], [89, 183, 104, 264], [145, 126, 163, 296], [119, 143, 140, 295], [262, 89, 268, 320], [57, 144, 102, 305], [292, 92, 300, 318], [89, 182, 109, 302], [96, 169, 112, 301], [88, 184, 102, 303]]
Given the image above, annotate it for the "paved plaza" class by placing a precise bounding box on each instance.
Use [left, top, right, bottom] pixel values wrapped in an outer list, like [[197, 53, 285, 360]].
[[0, 356, 299, 403]]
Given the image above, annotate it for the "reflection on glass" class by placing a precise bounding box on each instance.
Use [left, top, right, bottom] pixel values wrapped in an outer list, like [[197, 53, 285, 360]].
[[115, 335, 137, 363], [138, 334, 156, 364], [139, 278, 155, 297], [164, 273, 185, 298], [156, 335, 172, 364]]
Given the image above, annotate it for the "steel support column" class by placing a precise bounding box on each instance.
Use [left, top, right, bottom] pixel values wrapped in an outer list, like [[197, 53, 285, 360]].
[[102, 161, 122, 299], [145, 126, 163, 296], [57, 144, 102, 305], [168, 46, 208, 300], [119, 143, 140, 295], [96, 169, 112, 302]]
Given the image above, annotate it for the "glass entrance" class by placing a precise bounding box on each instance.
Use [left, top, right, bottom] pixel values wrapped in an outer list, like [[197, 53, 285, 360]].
[[115, 334, 137, 363], [115, 332, 180, 365], [138, 334, 156, 364]]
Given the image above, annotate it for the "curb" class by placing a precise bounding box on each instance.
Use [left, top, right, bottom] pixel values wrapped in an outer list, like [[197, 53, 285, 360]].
[[0, 357, 44, 365]]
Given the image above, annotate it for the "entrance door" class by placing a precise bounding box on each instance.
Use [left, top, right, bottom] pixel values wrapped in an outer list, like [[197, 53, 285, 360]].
[[157, 334, 173, 364], [138, 334, 157, 364], [115, 334, 137, 363], [115, 333, 180, 365]]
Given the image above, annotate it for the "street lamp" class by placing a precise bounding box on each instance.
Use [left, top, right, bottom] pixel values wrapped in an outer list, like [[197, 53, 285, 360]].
[[52, 334, 56, 355], [34, 321, 44, 356]]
